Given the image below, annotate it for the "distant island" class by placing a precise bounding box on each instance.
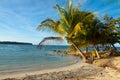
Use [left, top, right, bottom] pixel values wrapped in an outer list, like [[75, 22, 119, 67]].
[[0, 41, 32, 45]]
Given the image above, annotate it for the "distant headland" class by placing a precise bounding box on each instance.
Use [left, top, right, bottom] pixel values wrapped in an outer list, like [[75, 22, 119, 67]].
[[0, 41, 32, 45]]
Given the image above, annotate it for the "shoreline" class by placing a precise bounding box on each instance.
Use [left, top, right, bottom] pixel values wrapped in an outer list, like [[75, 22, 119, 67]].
[[0, 56, 79, 74], [1, 56, 120, 80], [0, 58, 82, 79]]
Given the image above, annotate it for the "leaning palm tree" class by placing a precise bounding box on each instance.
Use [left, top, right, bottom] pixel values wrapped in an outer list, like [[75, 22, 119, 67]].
[[37, 0, 89, 62], [37, 0, 104, 62]]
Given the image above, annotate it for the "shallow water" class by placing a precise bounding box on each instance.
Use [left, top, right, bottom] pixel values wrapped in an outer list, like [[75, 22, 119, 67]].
[[0, 44, 79, 75]]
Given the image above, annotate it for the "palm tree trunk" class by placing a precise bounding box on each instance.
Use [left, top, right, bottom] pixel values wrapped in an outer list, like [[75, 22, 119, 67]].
[[102, 44, 106, 51], [111, 43, 117, 50], [94, 45, 101, 59], [72, 42, 87, 62], [96, 45, 99, 51], [86, 47, 88, 53]]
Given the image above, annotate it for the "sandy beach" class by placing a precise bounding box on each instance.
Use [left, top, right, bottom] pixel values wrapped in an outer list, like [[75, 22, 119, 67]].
[[1, 56, 120, 80], [0, 0, 119, 80]]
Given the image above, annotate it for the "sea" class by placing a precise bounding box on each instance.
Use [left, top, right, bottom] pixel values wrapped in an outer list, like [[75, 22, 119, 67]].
[[0, 44, 79, 75]]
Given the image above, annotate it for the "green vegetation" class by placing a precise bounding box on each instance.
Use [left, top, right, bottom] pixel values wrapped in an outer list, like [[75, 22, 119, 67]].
[[37, 0, 120, 62], [0, 41, 32, 45]]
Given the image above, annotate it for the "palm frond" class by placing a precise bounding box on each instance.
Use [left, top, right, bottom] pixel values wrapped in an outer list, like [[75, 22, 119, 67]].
[[37, 18, 66, 35], [55, 4, 70, 28], [68, 22, 83, 38], [37, 36, 63, 48]]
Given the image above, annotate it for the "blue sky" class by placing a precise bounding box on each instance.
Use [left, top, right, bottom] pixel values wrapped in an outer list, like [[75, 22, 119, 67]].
[[0, 0, 120, 45]]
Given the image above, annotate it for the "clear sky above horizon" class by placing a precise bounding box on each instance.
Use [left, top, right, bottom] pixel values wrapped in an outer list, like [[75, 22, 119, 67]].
[[0, 0, 120, 45]]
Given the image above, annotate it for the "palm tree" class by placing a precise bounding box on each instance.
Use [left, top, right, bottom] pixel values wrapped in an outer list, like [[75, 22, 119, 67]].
[[90, 14, 120, 57], [37, 0, 92, 62], [101, 15, 120, 51], [55, 1, 102, 59]]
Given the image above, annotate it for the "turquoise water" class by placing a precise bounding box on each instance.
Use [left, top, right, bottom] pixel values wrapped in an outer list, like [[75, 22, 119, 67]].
[[0, 44, 78, 75]]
